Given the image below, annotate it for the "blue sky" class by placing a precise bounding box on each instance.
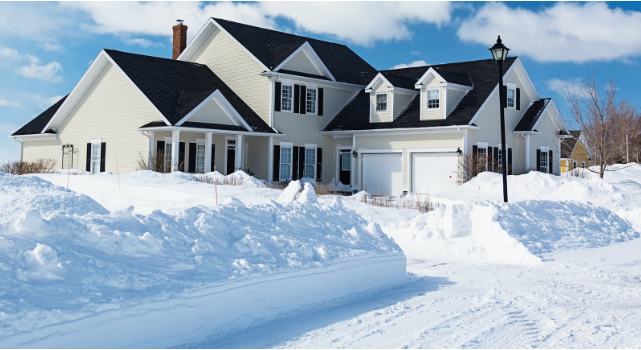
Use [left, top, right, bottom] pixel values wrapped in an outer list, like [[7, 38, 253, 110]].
[[2, 1, 641, 161]]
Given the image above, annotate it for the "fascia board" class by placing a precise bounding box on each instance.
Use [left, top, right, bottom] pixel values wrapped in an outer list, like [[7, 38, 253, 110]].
[[176, 18, 215, 61], [273, 42, 307, 72], [41, 51, 109, 133], [365, 73, 392, 91], [175, 90, 220, 126], [301, 43, 336, 81], [414, 68, 444, 88], [514, 57, 540, 101], [211, 91, 252, 131], [321, 125, 478, 136], [10, 134, 58, 141], [138, 125, 282, 137]]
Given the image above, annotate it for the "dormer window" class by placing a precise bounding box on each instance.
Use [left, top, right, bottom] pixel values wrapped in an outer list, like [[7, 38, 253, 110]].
[[427, 89, 440, 109], [376, 93, 387, 112], [281, 85, 293, 112]]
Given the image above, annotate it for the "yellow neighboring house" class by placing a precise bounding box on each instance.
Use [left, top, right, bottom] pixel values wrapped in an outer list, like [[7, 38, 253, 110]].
[[561, 130, 591, 173]]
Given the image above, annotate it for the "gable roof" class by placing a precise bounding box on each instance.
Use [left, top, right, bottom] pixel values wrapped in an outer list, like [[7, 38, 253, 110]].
[[561, 130, 583, 158], [324, 58, 517, 132], [212, 18, 376, 85], [12, 95, 67, 136], [513, 98, 551, 132]]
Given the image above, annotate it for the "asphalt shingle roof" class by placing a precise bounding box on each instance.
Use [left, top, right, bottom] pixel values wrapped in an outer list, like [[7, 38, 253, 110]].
[[12, 95, 67, 136], [561, 130, 582, 158], [513, 98, 551, 132], [213, 18, 376, 85], [324, 58, 516, 132]]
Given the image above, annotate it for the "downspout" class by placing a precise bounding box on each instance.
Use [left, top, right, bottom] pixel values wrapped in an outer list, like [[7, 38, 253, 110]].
[[15, 138, 24, 162]]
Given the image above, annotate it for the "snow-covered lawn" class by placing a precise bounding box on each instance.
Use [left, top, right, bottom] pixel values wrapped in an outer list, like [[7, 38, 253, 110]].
[[1, 163, 640, 348]]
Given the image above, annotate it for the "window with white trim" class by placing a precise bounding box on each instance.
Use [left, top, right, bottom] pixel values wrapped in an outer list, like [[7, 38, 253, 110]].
[[477, 143, 488, 170], [196, 144, 205, 173], [540, 150, 549, 173], [376, 93, 387, 112], [581, 161, 586, 168], [306, 88, 317, 114], [507, 87, 516, 108], [304, 148, 316, 179], [164, 143, 172, 172], [281, 85, 293, 112], [280, 146, 292, 181], [427, 89, 440, 109], [91, 143, 101, 174], [341, 151, 351, 171]]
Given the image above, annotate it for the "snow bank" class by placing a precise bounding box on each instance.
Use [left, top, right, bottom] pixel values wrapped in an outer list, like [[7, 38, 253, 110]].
[[389, 200, 638, 265], [198, 170, 267, 188], [0, 173, 405, 347]]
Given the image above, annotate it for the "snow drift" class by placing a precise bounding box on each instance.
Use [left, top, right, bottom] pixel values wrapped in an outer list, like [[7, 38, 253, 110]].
[[0, 174, 405, 347], [389, 200, 639, 265]]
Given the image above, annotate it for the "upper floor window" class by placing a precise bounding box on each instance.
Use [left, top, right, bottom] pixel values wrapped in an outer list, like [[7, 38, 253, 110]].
[[427, 89, 440, 109], [306, 88, 317, 114], [281, 85, 293, 112], [507, 87, 515, 108], [376, 93, 387, 112]]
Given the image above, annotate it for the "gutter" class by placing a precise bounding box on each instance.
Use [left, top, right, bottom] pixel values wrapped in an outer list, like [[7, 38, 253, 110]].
[[321, 124, 479, 136], [259, 72, 364, 90], [137, 126, 284, 138]]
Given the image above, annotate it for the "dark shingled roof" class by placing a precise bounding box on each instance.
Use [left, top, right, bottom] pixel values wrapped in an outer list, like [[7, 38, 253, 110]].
[[105, 49, 274, 133], [324, 58, 516, 132], [12, 95, 67, 136], [213, 18, 376, 85], [514, 98, 551, 132], [561, 130, 583, 158]]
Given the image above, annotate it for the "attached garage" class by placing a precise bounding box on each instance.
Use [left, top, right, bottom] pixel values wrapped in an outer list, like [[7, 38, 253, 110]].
[[412, 152, 459, 194], [361, 153, 403, 196]]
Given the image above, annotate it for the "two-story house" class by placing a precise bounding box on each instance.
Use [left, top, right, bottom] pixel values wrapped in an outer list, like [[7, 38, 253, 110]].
[[11, 18, 570, 195]]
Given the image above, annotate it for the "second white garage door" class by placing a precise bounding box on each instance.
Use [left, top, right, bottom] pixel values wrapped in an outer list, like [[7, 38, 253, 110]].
[[362, 153, 403, 196], [412, 152, 459, 194]]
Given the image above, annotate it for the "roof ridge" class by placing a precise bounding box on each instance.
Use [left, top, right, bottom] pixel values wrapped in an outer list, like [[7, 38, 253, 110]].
[[381, 56, 518, 73], [104, 49, 206, 67]]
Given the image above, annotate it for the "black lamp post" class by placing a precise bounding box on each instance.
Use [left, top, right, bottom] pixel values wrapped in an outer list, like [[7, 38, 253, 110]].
[[489, 35, 509, 203]]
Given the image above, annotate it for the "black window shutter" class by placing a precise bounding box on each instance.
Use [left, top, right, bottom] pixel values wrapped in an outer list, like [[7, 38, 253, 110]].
[[508, 148, 513, 175], [549, 150, 553, 174], [536, 150, 541, 171], [274, 82, 281, 112], [86, 143, 91, 171], [318, 88, 324, 116], [157, 140, 165, 153], [300, 86, 307, 114], [292, 146, 299, 180], [211, 144, 215, 172], [294, 84, 300, 114], [299, 147, 305, 179], [178, 142, 185, 172], [472, 145, 478, 170], [273, 145, 280, 181], [188, 143, 196, 173], [516, 88, 521, 110], [493, 147, 499, 172], [488, 147, 493, 172], [100, 142, 106, 173], [316, 148, 322, 181], [501, 85, 507, 108]]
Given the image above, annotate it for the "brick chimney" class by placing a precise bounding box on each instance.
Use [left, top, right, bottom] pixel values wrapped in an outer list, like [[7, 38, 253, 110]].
[[172, 20, 188, 59]]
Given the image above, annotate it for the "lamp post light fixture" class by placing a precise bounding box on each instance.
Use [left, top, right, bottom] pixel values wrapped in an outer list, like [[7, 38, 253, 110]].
[[489, 35, 510, 203]]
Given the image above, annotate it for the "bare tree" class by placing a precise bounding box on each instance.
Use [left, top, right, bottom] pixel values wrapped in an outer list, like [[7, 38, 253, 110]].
[[564, 68, 636, 178]]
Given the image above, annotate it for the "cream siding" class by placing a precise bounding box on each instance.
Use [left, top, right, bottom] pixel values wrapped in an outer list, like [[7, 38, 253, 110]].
[[280, 50, 321, 76], [446, 88, 467, 117], [393, 92, 416, 119], [354, 133, 463, 189], [186, 99, 237, 125], [189, 27, 271, 126], [370, 82, 392, 123], [21, 139, 64, 166], [421, 77, 445, 120], [23, 62, 160, 173], [244, 136, 269, 180]]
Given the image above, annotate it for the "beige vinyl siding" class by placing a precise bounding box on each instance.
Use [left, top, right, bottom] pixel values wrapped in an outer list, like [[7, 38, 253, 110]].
[[421, 77, 445, 120], [528, 110, 561, 174], [354, 133, 463, 189], [274, 86, 358, 183], [393, 92, 416, 119], [187, 99, 237, 125], [244, 136, 269, 180], [280, 50, 321, 76], [22, 62, 160, 173], [370, 82, 392, 123], [189, 27, 271, 126], [446, 88, 467, 117], [22, 139, 64, 165]]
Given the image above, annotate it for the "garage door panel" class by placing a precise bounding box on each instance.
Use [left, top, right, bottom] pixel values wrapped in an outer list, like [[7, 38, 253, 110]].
[[412, 152, 459, 194], [362, 153, 403, 196]]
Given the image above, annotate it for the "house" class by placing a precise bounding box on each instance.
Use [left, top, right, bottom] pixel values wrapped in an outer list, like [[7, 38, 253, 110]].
[[11, 18, 570, 195], [561, 130, 591, 173]]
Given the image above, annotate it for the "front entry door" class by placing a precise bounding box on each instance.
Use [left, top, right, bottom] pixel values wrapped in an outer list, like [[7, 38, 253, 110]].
[[227, 141, 236, 175], [339, 150, 351, 185]]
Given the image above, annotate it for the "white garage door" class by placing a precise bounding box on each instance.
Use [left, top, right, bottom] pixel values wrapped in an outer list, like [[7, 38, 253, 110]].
[[412, 152, 459, 194], [362, 153, 403, 196]]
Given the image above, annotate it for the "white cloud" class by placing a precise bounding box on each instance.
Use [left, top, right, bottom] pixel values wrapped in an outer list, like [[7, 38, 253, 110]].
[[124, 38, 164, 48], [458, 2, 641, 63], [39, 43, 63, 52], [31, 94, 64, 109], [410, 50, 422, 57], [391, 60, 429, 69], [0, 99, 19, 107], [0, 2, 85, 42], [17, 56, 63, 82], [0, 47, 21, 59]]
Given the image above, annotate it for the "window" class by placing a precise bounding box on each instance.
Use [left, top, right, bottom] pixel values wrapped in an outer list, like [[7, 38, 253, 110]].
[[91, 143, 101, 174], [196, 144, 205, 173], [281, 85, 293, 112], [306, 88, 317, 114], [581, 161, 586, 168], [305, 148, 316, 179], [540, 150, 549, 173], [427, 89, 440, 109], [280, 146, 292, 181], [376, 93, 387, 112], [573, 160, 578, 169], [498, 148, 503, 173], [341, 151, 351, 171], [164, 143, 172, 172], [477, 143, 488, 170], [507, 88, 515, 108]]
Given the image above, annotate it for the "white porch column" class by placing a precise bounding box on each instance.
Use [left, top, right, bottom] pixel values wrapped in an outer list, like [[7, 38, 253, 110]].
[[267, 136, 274, 183], [205, 132, 213, 173], [351, 134, 356, 191], [236, 135, 243, 172], [525, 134, 530, 172], [147, 131, 155, 170], [171, 130, 180, 172]]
